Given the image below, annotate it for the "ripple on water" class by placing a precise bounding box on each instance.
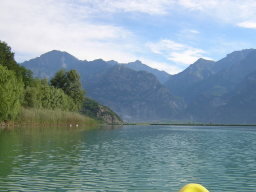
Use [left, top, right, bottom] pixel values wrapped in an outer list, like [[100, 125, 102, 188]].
[[0, 126, 256, 191]]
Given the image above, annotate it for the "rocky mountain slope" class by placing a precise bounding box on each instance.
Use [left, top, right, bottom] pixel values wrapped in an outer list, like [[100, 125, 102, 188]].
[[83, 65, 186, 122], [164, 49, 254, 103], [107, 60, 170, 84], [164, 58, 215, 96], [180, 69, 256, 124], [179, 49, 256, 104], [179, 50, 256, 124]]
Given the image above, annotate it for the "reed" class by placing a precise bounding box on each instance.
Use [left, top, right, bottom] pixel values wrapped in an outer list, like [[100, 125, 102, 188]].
[[16, 107, 98, 126]]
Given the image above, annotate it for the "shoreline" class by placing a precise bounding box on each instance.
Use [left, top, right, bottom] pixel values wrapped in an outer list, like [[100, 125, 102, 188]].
[[123, 123, 256, 126]]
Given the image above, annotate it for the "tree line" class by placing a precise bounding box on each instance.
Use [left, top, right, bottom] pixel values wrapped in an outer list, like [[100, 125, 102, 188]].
[[0, 41, 86, 122]]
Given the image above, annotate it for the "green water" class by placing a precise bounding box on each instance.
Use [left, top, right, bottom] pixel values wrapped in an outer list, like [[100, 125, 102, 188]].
[[0, 125, 256, 191]]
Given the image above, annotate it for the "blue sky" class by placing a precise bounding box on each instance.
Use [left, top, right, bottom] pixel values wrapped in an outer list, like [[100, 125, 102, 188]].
[[1, 0, 256, 74]]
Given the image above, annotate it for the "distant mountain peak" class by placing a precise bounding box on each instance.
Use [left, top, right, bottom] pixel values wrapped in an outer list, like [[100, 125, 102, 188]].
[[107, 59, 170, 84], [41, 50, 71, 56], [226, 48, 254, 57], [107, 60, 119, 66], [94, 58, 105, 62], [134, 60, 142, 64], [194, 58, 215, 64]]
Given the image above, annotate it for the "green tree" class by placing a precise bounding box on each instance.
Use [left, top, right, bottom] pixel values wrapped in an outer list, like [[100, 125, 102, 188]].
[[23, 78, 42, 108], [20, 66, 33, 88], [0, 65, 24, 121], [0, 41, 33, 87], [0, 41, 19, 74], [23, 77, 77, 111], [50, 69, 86, 110]]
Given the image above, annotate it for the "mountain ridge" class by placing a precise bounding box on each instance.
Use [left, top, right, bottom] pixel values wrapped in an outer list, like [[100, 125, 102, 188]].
[[21, 48, 256, 124]]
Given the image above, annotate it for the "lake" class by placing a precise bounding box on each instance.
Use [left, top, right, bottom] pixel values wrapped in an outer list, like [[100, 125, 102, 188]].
[[0, 125, 256, 191]]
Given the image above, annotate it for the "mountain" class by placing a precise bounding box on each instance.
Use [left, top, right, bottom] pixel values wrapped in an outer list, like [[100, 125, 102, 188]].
[[164, 58, 215, 96], [75, 59, 112, 83], [107, 60, 171, 84], [123, 60, 170, 84], [179, 49, 256, 103], [21, 48, 256, 124], [163, 49, 254, 104], [180, 69, 256, 124], [83, 65, 186, 122], [179, 53, 256, 124], [212, 49, 253, 72], [21, 50, 81, 79], [22, 51, 169, 85], [212, 70, 256, 124]]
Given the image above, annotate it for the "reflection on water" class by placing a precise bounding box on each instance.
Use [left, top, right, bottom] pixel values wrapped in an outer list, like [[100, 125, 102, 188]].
[[0, 125, 256, 191]]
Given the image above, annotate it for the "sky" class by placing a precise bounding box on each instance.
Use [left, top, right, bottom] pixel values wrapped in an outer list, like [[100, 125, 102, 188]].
[[1, 0, 256, 74]]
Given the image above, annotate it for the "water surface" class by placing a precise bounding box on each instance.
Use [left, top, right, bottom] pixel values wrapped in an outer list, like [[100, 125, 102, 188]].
[[0, 125, 256, 191]]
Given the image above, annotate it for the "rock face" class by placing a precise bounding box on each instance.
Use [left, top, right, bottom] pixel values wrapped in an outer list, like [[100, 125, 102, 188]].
[[83, 65, 186, 122], [81, 97, 123, 124], [96, 106, 122, 124]]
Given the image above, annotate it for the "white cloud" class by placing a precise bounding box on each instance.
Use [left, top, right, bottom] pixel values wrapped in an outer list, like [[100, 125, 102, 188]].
[[84, 0, 256, 25], [188, 30, 199, 34], [1, 0, 255, 73], [0, 0, 133, 63], [167, 50, 206, 64], [175, 0, 256, 31], [146, 40, 186, 54], [178, 0, 209, 10], [82, 0, 176, 15], [237, 21, 256, 29], [146, 39, 210, 65]]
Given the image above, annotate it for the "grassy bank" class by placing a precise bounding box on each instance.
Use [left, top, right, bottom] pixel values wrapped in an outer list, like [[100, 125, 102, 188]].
[[14, 107, 98, 126]]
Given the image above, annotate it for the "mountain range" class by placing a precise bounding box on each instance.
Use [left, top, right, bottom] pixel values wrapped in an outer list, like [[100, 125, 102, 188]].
[[21, 48, 256, 124]]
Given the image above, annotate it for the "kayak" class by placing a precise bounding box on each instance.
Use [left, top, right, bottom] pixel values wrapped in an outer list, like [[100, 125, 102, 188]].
[[179, 183, 209, 192]]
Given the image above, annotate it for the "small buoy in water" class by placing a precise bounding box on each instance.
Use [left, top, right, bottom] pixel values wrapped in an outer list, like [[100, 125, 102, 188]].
[[179, 183, 209, 192]]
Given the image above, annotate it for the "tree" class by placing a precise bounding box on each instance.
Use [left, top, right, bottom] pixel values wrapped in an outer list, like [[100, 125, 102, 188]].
[[23, 77, 77, 111], [23, 78, 42, 108], [50, 69, 86, 110], [0, 41, 18, 73], [20, 66, 33, 88], [0, 41, 33, 87], [0, 65, 24, 121]]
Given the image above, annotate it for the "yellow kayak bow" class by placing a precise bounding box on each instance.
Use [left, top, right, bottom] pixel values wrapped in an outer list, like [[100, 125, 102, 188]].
[[179, 183, 209, 192]]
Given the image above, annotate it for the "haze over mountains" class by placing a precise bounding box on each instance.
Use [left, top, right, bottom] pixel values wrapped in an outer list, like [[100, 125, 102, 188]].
[[21, 48, 256, 124]]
